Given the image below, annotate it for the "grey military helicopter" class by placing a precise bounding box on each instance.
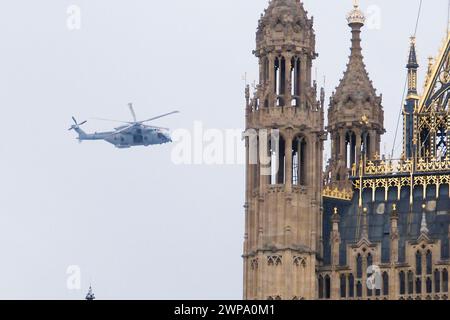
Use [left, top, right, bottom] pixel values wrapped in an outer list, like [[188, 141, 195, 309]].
[[69, 103, 179, 148]]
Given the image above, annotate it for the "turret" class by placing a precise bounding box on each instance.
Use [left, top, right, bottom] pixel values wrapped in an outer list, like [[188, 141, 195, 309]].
[[404, 37, 420, 159]]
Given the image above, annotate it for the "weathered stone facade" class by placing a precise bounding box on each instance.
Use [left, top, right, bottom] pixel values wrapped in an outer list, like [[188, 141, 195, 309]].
[[243, 0, 450, 300], [243, 0, 325, 300]]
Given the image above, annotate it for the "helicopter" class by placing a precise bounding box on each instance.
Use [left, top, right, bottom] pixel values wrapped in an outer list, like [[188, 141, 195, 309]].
[[69, 103, 179, 148]]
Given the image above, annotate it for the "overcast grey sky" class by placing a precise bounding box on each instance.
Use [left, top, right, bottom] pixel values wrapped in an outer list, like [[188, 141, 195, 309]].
[[0, 0, 448, 299]]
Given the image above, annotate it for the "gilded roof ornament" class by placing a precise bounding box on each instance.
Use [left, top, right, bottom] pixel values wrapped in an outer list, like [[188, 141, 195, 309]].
[[347, 0, 365, 26]]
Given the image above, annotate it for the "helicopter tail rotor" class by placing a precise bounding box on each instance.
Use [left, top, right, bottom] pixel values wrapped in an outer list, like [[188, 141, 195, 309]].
[[69, 117, 87, 131]]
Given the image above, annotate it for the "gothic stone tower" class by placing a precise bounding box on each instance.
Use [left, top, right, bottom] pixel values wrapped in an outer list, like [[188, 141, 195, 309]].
[[243, 0, 325, 300], [326, 3, 384, 190]]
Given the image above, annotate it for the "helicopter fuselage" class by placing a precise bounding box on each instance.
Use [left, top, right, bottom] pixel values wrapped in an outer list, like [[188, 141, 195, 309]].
[[74, 125, 172, 148]]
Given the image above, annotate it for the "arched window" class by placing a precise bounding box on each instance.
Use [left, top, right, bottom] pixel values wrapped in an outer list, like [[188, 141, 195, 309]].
[[356, 281, 362, 298], [269, 135, 286, 185], [349, 274, 355, 298], [340, 274, 347, 298], [362, 131, 371, 159], [426, 250, 432, 275], [356, 254, 363, 278], [443, 269, 448, 292], [399, 271, 406, 295], [382, 272, 389, 296], [290, 56, 301, 99], [407, 271, 414, 295], [367, 254, 373, 297], [274, 56, 286, 100], [426, 277, 432, 294], [345, 131, 357, 169], [318, 276, 324, 299], [325, 275, 331, 299], [435, 269, 441, 293], [416, 251, 422, 275], [416, 277, 422, 294], [292, 136, 307, 186]]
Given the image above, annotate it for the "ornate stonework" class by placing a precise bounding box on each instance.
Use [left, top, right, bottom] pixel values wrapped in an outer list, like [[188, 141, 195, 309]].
[[243, 0, 325, 300], [243, 0, 450, 301], [326, 1, 384, 190]]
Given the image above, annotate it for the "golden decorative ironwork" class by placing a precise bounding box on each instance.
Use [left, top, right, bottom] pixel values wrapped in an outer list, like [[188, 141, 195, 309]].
[[353, 174, 450, 202], [355, 157, 450, 177], [323, 186, 353, 201]]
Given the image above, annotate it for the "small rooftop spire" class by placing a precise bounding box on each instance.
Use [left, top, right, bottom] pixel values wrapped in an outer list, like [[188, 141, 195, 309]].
[[85, 285, 96, 301], [407, 36, 419, 69], [361, 207, 369, 240], [420, 204, 429, 235]]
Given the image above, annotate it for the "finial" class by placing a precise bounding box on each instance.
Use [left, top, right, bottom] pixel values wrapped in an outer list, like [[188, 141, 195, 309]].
[[347, 0, 365, 25], [410, 36, 416, 45], [420, 207, 429, 235]]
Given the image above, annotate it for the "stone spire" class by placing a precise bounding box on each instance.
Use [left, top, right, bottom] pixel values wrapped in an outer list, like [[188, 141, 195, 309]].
[[407, 37, 419, 95], [403, 37, 420, 159], [420, 204, 429, 235], [85, 285, 96, 301], [326, 1, 384, 189], [334, 1, 378, 103]]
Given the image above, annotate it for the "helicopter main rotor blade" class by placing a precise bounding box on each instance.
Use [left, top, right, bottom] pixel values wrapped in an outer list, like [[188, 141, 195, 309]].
[[92, 118, 132, 124], [128, 103, 137, 122], [139, 111, 180, 124], [145, 125, 170, 131], [103, 124, 135, 139], [72, 116, 78, 125]]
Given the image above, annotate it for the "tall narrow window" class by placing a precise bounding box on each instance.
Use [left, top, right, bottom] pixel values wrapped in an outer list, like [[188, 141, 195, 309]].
[[416, 277, 422, 294], [292, 137, 307, 186], [416, 251, 422, 275], [426, 277, 432, 294], [277, 137, 285, 184], [435, 269, 441, 293], [318, 276, 324, 299], [399, 271, 406, 295], [274, 56, 286, 104], [269, 136, 285, 185], [367, 253, 373, 297], [426, 250, 432, 275], [356, 281, 362, 298], [363, 132, 371, 159], [346, 131, 356, 169], [349, 274, 355, 298], [290, 56, 301, 106], [382, 272, 389, 296], [340, 274, 347, 298], [443, 269, 448, 292], [407, 271, 414, 295], [325, 275, 331, 299], [356, 254, 363, 278]]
